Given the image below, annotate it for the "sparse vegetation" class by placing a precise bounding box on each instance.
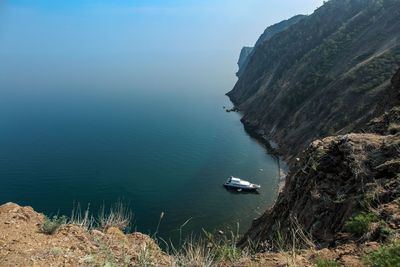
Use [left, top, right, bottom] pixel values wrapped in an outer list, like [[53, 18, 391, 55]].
[[41, 215, 67, 235], [69, 202, 95, 230], [137, 243, 156, 267], [204, 231, 244, 263], [376, 222, 395, 241], [49, 247, 63, 256], [363, 242, 400, 267], [388, 123, 400, 134], [345, 212, 377, 237], [173, 238, 214, 267], [170, 223, 247, 266], [362, 191, 381, 210], [81, 254, 95, 264], [98, 202, 133, 231], [316, 257, 340, 267]]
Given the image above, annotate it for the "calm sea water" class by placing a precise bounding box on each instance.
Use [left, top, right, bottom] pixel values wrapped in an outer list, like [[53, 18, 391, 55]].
[[0, 85, 279, 240]]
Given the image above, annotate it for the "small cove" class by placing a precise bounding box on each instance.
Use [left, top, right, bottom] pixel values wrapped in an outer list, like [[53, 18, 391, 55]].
[[0, 86, 280, 240]]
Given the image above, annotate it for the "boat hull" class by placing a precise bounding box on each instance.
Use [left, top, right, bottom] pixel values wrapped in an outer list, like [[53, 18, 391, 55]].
[[223, 184, 260, 192]]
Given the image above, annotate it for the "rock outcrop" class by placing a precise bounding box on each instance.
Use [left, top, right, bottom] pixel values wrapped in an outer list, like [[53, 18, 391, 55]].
[[239, 132, 400, 248], [236, 47, 253, 77], [236, 15, 306, 78]]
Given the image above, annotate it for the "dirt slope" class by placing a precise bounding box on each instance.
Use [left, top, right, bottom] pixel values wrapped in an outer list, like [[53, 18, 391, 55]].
[[0, 203, 171, 267]]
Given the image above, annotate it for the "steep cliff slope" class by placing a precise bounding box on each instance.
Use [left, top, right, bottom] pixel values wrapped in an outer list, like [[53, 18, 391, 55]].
[[239, 69, 400, 252], [240, 133, 400, 248], [236, 15, 306, 78], [228, 0, 400, 162], [237, 47, 254, 77]]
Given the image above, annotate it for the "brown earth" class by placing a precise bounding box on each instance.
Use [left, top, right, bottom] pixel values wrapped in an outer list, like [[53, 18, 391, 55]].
[[0, 202, 382, 266], [0, 202, 172, 267]]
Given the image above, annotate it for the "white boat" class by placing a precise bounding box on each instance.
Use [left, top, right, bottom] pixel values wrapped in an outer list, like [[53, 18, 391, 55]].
[[223, 176, 261, 191]]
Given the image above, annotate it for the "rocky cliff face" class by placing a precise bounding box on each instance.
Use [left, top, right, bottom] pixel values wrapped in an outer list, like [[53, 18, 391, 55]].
[[228, 0, 400, 163], [238, 49, 400, 252], [231, 0, 400, 253], [236, 15, 306, 78], [239, 131, 400, 249], [236, 47, 253, 77]]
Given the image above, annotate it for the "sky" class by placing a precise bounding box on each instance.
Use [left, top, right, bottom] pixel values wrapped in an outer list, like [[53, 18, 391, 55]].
[[0, 0, 324, 92]]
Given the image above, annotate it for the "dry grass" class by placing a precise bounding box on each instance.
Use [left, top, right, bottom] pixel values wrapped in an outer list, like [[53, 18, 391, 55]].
[[69, 202, 95, 230], [169, 222, 248, 266], [98, 201, 133, 231], [173, 238, 214, 267]]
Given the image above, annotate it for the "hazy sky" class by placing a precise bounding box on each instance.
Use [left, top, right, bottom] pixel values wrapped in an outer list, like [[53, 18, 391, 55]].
[[0, 0, 324, 91]]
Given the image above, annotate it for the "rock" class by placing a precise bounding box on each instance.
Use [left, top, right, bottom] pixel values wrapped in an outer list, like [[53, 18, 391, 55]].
[[239, 133, 400, 249]]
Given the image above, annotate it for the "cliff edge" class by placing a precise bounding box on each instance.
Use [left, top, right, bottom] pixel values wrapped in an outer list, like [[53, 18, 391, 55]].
[[0, 203, 172, 266], [230, 0, 400, 263]]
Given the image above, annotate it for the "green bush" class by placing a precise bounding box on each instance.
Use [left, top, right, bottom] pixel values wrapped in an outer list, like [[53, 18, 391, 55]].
[[41, 215, 67, 235], [376, 222, 394, 241], [363, 242, 400, 267], [344, 212, 377, 237], [316, 258, 340, 267]]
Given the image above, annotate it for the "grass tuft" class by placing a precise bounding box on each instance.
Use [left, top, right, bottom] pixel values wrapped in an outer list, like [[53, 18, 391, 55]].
[[173, 237, 214, 267], [363, 242, 400, 267], [344, 212, 377, 237], [316, 257, 340, 267], [70, 202, 95, 230], [137, 243, 156, 267], [41, 215, 67, 235], [49, 247, 63, 256], [98, 201, 133, 231]]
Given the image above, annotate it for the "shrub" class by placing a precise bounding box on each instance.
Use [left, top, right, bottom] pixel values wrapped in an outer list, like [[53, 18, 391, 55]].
[[316, 258, 340, 267], [41, 215, 67, 235], [344, 212, 377, 237], [376, 222, 394, 241], [363, 242, 400, 267]]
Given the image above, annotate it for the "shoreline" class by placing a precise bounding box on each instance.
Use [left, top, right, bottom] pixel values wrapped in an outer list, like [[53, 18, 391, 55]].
[[241, 120, 289, 193], [226, 103, 289, 193]]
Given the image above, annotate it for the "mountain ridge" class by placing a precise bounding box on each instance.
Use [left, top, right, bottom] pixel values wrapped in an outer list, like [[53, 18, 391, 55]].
[[236, 15, 306, 78], [228, 0, 400, 163], [229, 0, 400, 257]]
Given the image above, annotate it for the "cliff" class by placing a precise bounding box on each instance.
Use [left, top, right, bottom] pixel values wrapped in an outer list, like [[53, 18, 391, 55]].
[[236, 47, 253, 77], [232, 0, 400, 255], [228, 0, 400, 163], [239, 131, 400, 247], [236, 15, 306, 78], [235, 69, 400, 266]]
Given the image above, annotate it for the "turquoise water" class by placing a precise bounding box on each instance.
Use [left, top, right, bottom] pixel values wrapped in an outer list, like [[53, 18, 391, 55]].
[[0, 85, 280, 239]]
